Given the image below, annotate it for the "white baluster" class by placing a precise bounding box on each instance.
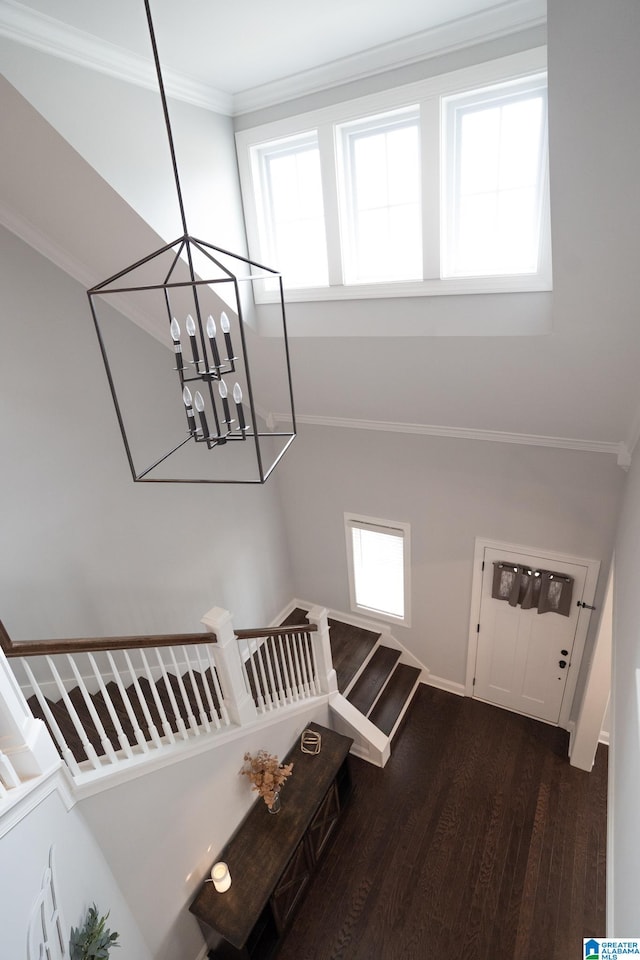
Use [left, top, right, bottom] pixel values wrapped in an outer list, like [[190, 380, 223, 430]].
[[168, 647, 199, 735], [182, 646, 210, 732], [204, 646, 228, 727], [192, 646, 214, 731], [21, 659, 80, 777], [66, 655, 117, 764], [300, 633, 315, 697], [283, 633, 299, 701], [306, 631, 320, 696], [262, 636, 279, 709], [137, 650, 172, 745], [46, 656, 101, 769], [106, 651, 151, 752], [290, 632, 305, 699], [269, 635, 287, 707], [87, 653, 134, 760], [155, 649, 188, 740], [277, 635, 293, 703], [247, 638, 266, 713]]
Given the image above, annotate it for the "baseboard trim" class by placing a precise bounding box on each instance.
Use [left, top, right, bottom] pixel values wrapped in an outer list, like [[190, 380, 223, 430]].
[[424, 674, 466, 696]]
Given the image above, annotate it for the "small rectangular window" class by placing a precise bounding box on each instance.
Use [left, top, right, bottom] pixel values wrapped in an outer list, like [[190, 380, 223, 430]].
[[250, 132, 329, 289], [442, 75, 548, 279], [345, 513, 411, 626], [338, 108, 422, 284]]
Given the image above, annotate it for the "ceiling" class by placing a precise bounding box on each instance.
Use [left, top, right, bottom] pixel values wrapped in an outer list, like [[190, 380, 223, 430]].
[[0, 0, 546, 112]]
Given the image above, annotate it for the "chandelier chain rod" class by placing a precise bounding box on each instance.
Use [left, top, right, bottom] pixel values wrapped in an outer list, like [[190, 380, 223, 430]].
[[143, 0, 190, 240]]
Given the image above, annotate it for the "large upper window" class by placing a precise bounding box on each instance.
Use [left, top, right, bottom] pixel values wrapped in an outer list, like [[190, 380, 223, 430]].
[[236, 48, 550, 303], [442, 76, 548, 279], [344, 513, 411, 626], [337, 108, 422, 284], [250, 132, 328, 289]]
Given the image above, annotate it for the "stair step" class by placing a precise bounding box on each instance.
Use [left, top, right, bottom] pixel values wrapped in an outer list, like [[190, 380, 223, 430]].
[[347, 645, 401, 714], [328, 619, 380, 693], [369, 663, 421, 736], [280, 607, 310, 626]]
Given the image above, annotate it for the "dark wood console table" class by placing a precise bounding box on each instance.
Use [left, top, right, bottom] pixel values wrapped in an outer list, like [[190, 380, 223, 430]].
[[190, 722, 353, 959]]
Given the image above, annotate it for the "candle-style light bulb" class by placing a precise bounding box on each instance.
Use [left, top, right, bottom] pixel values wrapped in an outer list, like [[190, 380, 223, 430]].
[[220, 311, 233, 361], [194, 390, 209, 440], [170, 317, 183, 370], [185, 313, 200, 365], [206, 314, 222, 371], [233, 382, 246, 432], [218, 379, 231, 424], [183, 386, 196, 435]]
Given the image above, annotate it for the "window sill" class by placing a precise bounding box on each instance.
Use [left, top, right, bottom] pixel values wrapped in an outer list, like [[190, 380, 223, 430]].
[[255, 272, 552, 304]]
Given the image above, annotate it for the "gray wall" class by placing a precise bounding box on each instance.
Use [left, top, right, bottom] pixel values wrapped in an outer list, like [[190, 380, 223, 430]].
[[0, 225, 294, 640], [0, 788, 151, 960], [611, 452, 640, 931], [278, 424, 623, 687], [79, 701, 330, 960]]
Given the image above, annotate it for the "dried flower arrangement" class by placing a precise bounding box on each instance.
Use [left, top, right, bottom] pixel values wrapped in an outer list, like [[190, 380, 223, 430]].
[[240, 750, 293, 810]]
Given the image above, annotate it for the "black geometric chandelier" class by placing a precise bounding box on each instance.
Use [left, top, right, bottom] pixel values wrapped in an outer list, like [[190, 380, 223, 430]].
[[87, 1, 295, 484]]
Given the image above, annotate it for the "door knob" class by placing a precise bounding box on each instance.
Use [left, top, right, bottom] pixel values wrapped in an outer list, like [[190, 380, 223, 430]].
[[561, 649, 568, 656], [558, 660, 567, 669]]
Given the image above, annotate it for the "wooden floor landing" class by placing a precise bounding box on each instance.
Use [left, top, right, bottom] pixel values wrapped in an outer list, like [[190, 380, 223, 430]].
[[276, 685, 607, 960]]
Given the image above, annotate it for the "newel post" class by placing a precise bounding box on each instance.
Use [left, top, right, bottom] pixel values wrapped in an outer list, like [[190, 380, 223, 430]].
[[307, 606, 338, 695], [200, 607, 258, 726], [0, 647, 59, 783]]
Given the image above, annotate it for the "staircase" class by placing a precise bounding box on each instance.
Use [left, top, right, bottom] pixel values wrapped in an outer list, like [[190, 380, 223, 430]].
[[2, 603, 419, 792], [282, 608, 421, 744]]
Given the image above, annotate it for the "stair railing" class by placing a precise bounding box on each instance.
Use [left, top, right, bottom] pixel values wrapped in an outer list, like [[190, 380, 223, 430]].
[[0, 605, 337, 789], [0, 624, 231, 782], [235, 624, 319, 713]]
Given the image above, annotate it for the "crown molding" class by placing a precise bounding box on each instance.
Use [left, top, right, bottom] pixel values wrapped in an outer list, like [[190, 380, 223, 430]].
[[0, 0, 233, 114], [232, 0, 546, 115], [0, 0, 544, 117], [286, 412, 628, 465]]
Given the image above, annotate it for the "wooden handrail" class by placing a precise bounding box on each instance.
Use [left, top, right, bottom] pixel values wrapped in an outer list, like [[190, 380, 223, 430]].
[[0, 619, 317, 659], [0, 619, 212, 658], [234, 624, 317, 641]]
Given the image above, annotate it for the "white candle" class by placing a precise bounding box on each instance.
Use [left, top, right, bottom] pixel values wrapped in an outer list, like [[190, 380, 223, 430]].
[[211, 861, 231, 893]]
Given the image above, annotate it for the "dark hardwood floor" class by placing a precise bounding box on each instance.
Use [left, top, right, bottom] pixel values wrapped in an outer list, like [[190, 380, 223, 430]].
[[277, 685, 607, 960]]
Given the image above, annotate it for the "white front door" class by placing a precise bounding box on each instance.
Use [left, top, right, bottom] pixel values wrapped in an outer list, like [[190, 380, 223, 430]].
[[473, 546, 590, 724]]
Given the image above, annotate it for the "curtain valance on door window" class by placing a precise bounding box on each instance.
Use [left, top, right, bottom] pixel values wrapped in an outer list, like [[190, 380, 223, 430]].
[[491, 562, 573, 616]]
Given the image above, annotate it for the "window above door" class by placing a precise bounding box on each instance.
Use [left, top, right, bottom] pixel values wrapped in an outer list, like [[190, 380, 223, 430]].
[[344, 513, 411, 627]]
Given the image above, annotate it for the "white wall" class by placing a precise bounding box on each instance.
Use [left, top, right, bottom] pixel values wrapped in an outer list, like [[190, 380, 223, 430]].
[[610, 451, 640, 932], [0, 786, 151, 960], [0, 38, 246, 258], [278, 424, 622, 690], [0, 225, 294, 640], [79, 703, 331, 960]]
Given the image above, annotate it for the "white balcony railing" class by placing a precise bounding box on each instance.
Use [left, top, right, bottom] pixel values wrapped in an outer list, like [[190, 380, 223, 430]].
[[0, 605, 336, 793]]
